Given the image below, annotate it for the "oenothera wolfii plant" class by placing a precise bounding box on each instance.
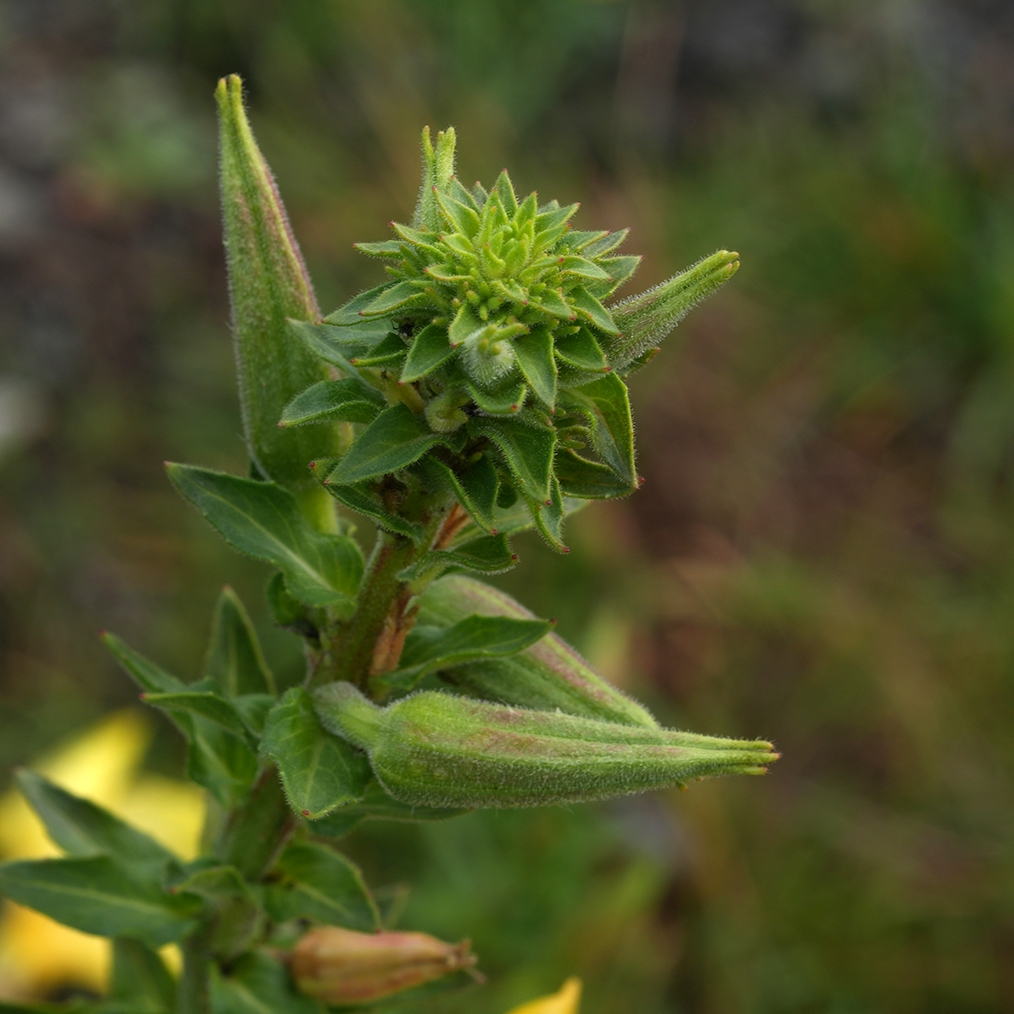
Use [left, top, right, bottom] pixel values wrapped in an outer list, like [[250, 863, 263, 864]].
[[0, 76, 776, 1013]]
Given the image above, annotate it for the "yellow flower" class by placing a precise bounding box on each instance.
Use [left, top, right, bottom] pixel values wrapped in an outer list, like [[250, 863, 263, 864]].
[[505, 977, 582, 1014], [0, 710, 205, 1001]]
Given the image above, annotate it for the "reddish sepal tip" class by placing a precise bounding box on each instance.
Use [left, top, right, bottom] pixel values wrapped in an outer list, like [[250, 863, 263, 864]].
[[561, 547, 571, 554], [302, 810, 310, 817], [510, 404, 518, 411], [490, 529, 498, 535], [544, 499, 552, 506], [511, 554, 518, 560], [603, 366, 612, 372], [308, 461, 317, 469]]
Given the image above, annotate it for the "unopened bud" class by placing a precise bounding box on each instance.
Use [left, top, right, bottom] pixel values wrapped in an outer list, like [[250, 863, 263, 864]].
[[314, 682, 778, 809], [605, 250, 740, 370], [291, 925, 477, 1004]]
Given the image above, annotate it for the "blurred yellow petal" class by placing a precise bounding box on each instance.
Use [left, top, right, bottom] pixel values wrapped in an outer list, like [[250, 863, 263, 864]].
[[0, 709, 153, 860], [505, 977, 582, 1014], [0, 709, 204, 1001], [122, 775, 204, 861]]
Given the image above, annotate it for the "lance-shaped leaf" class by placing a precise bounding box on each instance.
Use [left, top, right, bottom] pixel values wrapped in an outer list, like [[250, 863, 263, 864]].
[[110, 938, 175, 1013], [212, 953, 326, 1014], [287, 320, 368, 384], [469, 417, 555, 504], [315, 684, 777, 810], [383, 614, 552, 691], [607, 249, 740, 368], [0, 856, 200, 947], [513, 326, 557, 409], [416, 574, 659, 727], [104, 634, 259, 809], [555, 448, 636, 499], [417, 454, 499, 534], [562, 373, 636, 485], [216, 75, 338, 489], [309, 779, 467, 838], [402, 533, 516, 581], [570, 287, 619, 335], [323, 283, 394, 325], [347, 332, 408, 367], [14, 770, 176, 869], [175, 865, 265, 961], [261, 688, 371, 820], [264, 841, 378, 931], [279, 379, 384, 428], [525, 476, 567, 553], [317, 477, 425, 542], [468, 380, 526, 415], [140, 691, 252, 742], [400, 324, 456, 383], [553, 328, 608, 373], [325, 404, 449, 485], [206, 586, 275, 696], [167, 464, 364, 612]]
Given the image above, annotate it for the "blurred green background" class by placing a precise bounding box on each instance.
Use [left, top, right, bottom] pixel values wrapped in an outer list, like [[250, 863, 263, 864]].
[[2, 0, 1014, 1010]]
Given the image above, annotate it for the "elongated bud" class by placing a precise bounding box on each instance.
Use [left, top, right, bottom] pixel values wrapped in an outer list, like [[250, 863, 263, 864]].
[[413, 126, 457, 232], [314, 683, 777, 809], [606, 250, 740, 370], [290, 925, 477, 1004], [216, 74, 340, 494], [417, 575, 659, 728]]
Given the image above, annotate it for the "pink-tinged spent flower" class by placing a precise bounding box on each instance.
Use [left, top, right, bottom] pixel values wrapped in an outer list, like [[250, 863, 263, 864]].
[[290, 925, 478, 1004]]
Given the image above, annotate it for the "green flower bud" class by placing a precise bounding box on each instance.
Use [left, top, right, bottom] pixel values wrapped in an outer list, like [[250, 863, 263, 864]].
[[291, 925, 477, 1004], [606, 250, 740, 370], [417, 574, 659, 728], [314, 682, 777, 809]]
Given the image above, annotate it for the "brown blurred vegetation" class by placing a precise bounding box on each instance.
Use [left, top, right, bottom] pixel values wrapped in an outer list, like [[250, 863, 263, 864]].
[[2, 1, 1014, 1011]]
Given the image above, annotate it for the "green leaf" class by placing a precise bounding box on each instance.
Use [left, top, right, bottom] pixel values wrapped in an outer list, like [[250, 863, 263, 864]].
[[448, 303, 482, 346], [359, 280, 426, 316], [14, 771, 176, 869], [265, 841, 378, 931], [513, 326, 557, 409], [232, 693, 277, 736], [590, 254, 641, 297], [354, 239, 404, 257], [416, 574, 658, 727], [554, 327, 608, 373], [409, 533, 516, 579], [401, 323, 456, 382], [386, 613, 552, 689], [570, 286, 620, 335], [583, 229, 629, 258], [346, 331, 408, 367], [109, 938, 175, 1013], [215, 76, 338, 490], [322, 282, 393, 325], [563, 373, 636, 484], [555, 448, 636, 498], [0, 856, 199, 948], [206, 586, 275, 696], [319, 479, 425, 541], [419, 454, 499, 534], [103, 635, 259, 808], [468, 380, 527, 415], [287, 319, 363, 380], [261, 688, 371, 820], [469, 417, 555, 503], [326, 404, 447, 485], [140, 692, 251, 742], [167, 464, 364, 611], [526, 476, 567, 553], [175, 865, 264, 961], [102, 633, 185, 693], [558, 255, 610, 281], [211, 952, 324, 1014], [308, 779, 466, 838], [279, 379, 383, 428], [318, 318, 394, 347]]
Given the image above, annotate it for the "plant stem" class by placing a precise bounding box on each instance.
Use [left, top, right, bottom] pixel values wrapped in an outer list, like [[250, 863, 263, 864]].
[[317, 518, 443, 691], [215, 766, 297, 880], [177, 929, 212, 1014]]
